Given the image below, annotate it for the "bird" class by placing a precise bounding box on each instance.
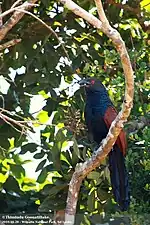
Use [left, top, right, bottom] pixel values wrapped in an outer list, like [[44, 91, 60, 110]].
[[79, 77, 130, 211]]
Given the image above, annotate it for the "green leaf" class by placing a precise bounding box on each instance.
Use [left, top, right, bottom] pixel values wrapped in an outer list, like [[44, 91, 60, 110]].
[[87, 190, 95, 212], [37, 110, 49, 124], [104, 166, 111, 184], [72, 137, 81, 159], [43, 184, 67, 198], [37, 168, 47, 183], [35, 159, 46, 172], [0, 173, 8, 183], [22, 72, 41, 86], [39, 195, 66, 212], [50, 129, 67, 171], [12, 154, 23, 165], [87, 171, 100, 180], [3, 176, 21, 193], [41, 184, 55, 195], [20, 143, 38, 154], [55, 129, 66, 143], [44, 98, 58, 116], [97, 188, 110, 202], [62, 151, 72, 165], [10, 164, 25, 179], [51, 144, 61, 171], [60, 152, 71, 166], [33, 151, 45, 159], [140, 0, 150, 11], [0, 148, 6, 160]]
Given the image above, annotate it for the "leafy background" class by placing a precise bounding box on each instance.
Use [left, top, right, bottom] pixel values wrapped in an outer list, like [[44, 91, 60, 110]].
[[0, 0, 149, 224]]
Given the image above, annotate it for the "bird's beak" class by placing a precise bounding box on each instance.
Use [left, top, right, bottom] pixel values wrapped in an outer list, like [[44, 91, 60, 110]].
[[78, 79, 91, 87]]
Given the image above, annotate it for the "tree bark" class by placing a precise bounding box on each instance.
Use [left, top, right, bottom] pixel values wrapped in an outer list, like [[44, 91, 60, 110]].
[[59, 0, 134, 224], [0, 0, 38, 41]]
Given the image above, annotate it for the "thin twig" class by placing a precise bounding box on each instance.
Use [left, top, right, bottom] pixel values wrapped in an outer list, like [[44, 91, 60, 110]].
[[0, 107, 52, 127], [142, 2, 150, 8], [0, 112, 30, 132], [31, 108, 44, 115], [11, 0, 23, 8], [0, 107, 25, 120], [1, 76, 16, 85], [14, 8, 70, 61], [0, 0, 38, 41], [0, 3, 38, 18], [0, 113, 27, 134]]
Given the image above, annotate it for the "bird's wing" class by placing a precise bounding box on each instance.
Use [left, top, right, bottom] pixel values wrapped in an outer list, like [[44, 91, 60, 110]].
[[103, 106, 127, 155], [84, 103, 95, 143], [85, 103, 109, 144]]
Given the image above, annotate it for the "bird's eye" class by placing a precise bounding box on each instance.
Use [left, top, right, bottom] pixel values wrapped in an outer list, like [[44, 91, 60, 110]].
[[91, 80, 95, 85]]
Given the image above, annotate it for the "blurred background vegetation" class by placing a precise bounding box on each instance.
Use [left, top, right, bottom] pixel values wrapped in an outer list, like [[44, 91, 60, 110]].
[[0, 0, 149, 224]]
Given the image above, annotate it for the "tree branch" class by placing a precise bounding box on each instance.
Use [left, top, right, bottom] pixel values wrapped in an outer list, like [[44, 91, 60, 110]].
[[59, 0, 134, 224], [95, 0, 109, 25], [126, 116, 150, 134], [0, 2, 3, 28], [11, 0, 24, 9], [0, 3, 38, 19], [0, 0, 38, 41], [0, 38, 21, 51], [0, 0, 70, 61], [59, 0, 103, 30], [0, 110, 31, 134]]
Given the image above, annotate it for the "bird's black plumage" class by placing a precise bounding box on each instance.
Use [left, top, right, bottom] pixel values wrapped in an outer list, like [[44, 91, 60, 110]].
[[79, 78, 130, 211]]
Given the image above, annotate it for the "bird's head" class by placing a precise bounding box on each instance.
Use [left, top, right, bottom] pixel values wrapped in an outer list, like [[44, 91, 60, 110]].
[[79, 78, 105, 93]]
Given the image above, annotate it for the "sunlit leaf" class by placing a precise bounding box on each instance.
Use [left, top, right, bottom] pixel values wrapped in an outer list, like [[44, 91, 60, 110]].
[[140, 0, 150, 11], [0, 173, 8, 183], [37, 110, 49, 124]]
